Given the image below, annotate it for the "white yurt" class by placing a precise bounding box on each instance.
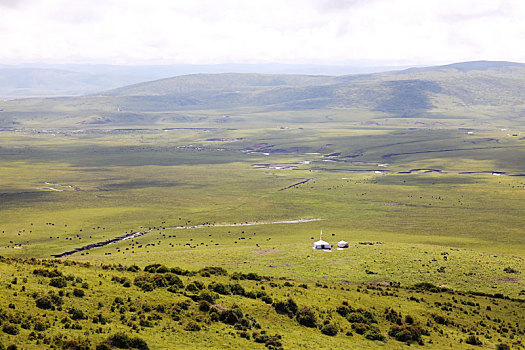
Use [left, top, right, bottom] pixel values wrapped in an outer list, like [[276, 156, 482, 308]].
[[337, 240, 349, 248], [314, 240, 331, 249]]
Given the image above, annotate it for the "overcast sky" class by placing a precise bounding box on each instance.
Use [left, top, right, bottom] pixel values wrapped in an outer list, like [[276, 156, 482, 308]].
[[1, 0, 524, 66]]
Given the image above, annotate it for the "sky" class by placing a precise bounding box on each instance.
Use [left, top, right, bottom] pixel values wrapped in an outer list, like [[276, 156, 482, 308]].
[[1, 0, 524, 67]]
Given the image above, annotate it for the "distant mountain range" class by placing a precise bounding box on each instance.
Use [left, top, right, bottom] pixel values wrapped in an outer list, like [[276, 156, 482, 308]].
[[0, 63, 411, 99], [1, 61, 525, 127]]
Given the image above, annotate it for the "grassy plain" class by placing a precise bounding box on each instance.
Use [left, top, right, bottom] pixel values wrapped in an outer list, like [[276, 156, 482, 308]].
[[0, 102, 524, 348]]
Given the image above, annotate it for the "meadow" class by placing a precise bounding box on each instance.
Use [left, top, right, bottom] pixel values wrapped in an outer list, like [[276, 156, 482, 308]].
[[1, 67, 525, 348]]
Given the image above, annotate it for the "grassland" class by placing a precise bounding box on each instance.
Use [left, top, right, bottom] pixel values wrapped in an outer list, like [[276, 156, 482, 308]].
[[1, 66, 525, 349]]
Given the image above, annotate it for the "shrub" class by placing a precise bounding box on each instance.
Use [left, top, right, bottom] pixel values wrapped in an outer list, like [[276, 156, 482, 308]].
[[61, 338, 91, 350], [295, 307, 317, 328], [69, 308, 87, 320], [2, 323, 19, 335], [365, 327, 385, 341], [106, 333, 148, 349], [186, 281, 205, 292], [321, 323, 338, 336], [497, 344, 511, 350], [465, 335, 482, 346], [229, 283, 245, 296], [351, 323, 369, 335], [184, 320, 201, 331], [129, 337, 149, 350], [389, 324, 424, 343], [164, 274, 184, 288], [198, 290, 217, 303], [198, 300, 211, 312], [33, 319, 49, 331], [346, 312, 367, 323], [33, 268, 63, 278], [49, 277, 67, 288], [73, 288, 85, 298], [208, 282, 231, 295], [220, 309, 241, 325], [273, 298, 297, 317], [199, 266, 228, 276]]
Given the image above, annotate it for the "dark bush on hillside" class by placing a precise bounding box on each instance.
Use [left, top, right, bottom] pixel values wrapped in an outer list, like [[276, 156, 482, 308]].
[[33, 319, 50, 331], [35, 294, 63, 310], [208, 282, 231, 295], [432, 314, 448, 325], [112, 276, 132, 287], [184, 320, 201, 331], [186, 281, 205, 292], [144, 264, 165, 273], [134, 275, 168, 291], [96, 345, 111, 350], [365, 327, 385, 341], [295, 307, 317, 328], [497, 343, 511, 350], [220, 308, 243, 325], [321, 323, 338, 336], [413, 282, 448, 293], [73, 288, 85, 298], [230, 272, 261, 281], [61, 337, 91, 350], [169, 267, 193, 276], [33, 268, 63, 278], [273, 298, 298, 317], [127, 265, 140, 272], [351, 323, 369, 335], [503, 267, 519, 274], [68, 308, 87, 320], [389, 324, 425, 343], [2, 323, 19, 335], [198, 290, 217, 303], [199, 266, 228, 276], [49, 277, 67, 288], [346, 312, 367, 324], [230, 283, 245, 296], [164, 274, 184, 288], [465, 335, 482, 346], [253, 333, 282, 349], [261, 296, 273, 304], [384, 308, 402, 325], [336, 305, 354, 317], [198, 300, 211, 312], [106, 333, 149, 350]]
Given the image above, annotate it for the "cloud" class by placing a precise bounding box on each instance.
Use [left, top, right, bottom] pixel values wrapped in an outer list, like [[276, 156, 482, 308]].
[[0, 0, 524, 65]]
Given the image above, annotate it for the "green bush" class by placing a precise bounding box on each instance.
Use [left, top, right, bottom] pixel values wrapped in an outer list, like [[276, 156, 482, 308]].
[[389, 324, 425, 343], [198, 300, 211, 312], [184, 320, 201, 331], [49, 277, 67, 288], [208, 282, 231, 295], [2, 323, 19, 335], [365, 327, 385, 341], [73, 288, 85, 298], [69, 308, 87, 320], [61, 337, 91, 350], [351, 323, 369, 335], [295, 307, 317, 328], [273, 298, 297, 317], [465, 335, 482, 346], [321, 323, 338, 336]]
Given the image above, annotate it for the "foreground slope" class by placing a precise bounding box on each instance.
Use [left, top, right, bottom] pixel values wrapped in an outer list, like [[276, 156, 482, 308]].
[[0, 257, 523, 350]]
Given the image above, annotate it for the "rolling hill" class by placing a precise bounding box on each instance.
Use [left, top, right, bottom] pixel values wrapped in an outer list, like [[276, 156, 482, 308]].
[[1, 60, 525, 127]]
